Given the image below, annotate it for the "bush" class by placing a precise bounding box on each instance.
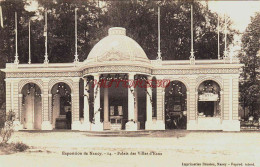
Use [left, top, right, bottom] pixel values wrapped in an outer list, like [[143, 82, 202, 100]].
[[0, 111, 5, 128], [0, 142, 29, 153], [0, 103, 6, 128], [0, 110, 15, 144], [12, 142, 29, 152]]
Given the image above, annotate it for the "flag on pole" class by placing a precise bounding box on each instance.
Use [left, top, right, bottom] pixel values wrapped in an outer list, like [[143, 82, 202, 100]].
[[0, 5, 3, 28], [43, 25, 47, 36], [157, 6, 161, 60], [43, 10, 47, 36]]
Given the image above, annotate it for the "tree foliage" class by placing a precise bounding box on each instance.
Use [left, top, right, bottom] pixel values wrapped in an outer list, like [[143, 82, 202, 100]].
[[0, 0, 237, 106], [0, 110, 15, 145], [239, 12, 260, 117], [102, 0, 235, 60], [0, 0, 35, 108]]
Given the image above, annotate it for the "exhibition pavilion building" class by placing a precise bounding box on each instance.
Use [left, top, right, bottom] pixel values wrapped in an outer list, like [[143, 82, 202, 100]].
[[1, 26, 242, 131]]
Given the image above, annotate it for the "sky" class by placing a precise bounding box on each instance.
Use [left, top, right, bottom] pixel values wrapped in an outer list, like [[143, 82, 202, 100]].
[[208, 1, 260, 32], [23, 0, 260, 33], [23, 0, 260, 54]]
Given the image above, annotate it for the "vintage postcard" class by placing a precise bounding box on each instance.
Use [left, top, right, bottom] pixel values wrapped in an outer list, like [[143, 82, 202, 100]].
[[0, 0, 259, 167]]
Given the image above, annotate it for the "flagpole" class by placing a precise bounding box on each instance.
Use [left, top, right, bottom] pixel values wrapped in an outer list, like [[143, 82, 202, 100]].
[[74, 8, 79, 63], [44, 10, 49, 64], [14, 12, 19, 64], [45, 10, 47, 55], [217, 14, 220, 60], [190, 4, 195, 63], [0, 6, 3, 28], [28, 19, 31, 64], [224, 14, 227, 59], [191, 4, 193, 54], [157, 6, 162, 60]]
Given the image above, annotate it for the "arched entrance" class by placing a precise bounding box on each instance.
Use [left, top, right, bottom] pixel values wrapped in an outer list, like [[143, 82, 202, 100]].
[[21, 83, 42, 130], [135, 75, 147, 130], [165, 81, 187, 129], [198, 80, 221, 117], [99, 74, 129, 130], [51, 82, 72, 129]]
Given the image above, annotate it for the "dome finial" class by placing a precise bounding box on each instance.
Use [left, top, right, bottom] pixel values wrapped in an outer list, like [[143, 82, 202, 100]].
[[108, 27, 126, 36]]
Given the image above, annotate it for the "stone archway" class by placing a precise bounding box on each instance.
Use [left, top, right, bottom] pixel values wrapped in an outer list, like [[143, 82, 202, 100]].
[[165, 81, 187, 129], [197, 80, 221, 118], [21, 83, 42, 130], [51, 82, 72, 129]]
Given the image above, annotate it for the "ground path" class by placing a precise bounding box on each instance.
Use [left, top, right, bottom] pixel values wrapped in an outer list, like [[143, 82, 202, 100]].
[[0, 130, 259, 167]]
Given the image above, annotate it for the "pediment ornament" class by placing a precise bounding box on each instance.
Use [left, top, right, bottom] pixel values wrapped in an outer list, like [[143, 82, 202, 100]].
[[98, 48, 131, 62]]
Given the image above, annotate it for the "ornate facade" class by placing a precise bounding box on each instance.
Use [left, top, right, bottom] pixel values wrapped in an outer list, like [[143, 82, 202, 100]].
[[1, 27, 242, 131]]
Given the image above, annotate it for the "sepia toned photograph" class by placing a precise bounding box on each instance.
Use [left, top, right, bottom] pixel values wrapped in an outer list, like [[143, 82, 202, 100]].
[[0, 0, 260, 166]]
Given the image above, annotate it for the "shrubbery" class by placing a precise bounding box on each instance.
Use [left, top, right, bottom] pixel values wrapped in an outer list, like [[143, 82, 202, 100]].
[[12, 142, 29, 152], [0, 110, 15, 144], [0, 103, 5, 128], [0, 110, 29, 153]]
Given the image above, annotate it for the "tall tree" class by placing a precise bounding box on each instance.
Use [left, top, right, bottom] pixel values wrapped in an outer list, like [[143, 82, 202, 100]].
[[101, 0, 236, 60], [31, 0, 103, 62], [0, 0, 103, 107], [239, 12, 260, 118], [0, 0, 35, 107], [0, 0, 238, 108]]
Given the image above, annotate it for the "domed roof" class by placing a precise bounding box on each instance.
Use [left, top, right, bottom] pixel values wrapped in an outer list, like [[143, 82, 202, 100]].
[[85, 27, 150, 64]]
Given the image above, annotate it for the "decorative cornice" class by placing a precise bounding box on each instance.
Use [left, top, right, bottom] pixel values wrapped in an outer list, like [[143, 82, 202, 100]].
[[83, 65, 151, 75], [5, 66, 240, 78], [6, 71, 82, 78], [152, 68, 240, 75]]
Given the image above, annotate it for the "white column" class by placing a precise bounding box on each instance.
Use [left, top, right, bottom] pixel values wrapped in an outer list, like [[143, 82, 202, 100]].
[[13, 93, 23, 131], [128, 73, 135, 121], [103, 87, 110, 129], [155, 80, 166, 130], [84, 78, 90, 123], [134, 87, 140, 129], [145, 76, 153, 130], [222, 76, 240, 131], [71, 78, 81, 130], [91, 74, 103, 131], [94, 75, 101, 123], [146, 83, 153, 122], [81, 77, 91, 131], [18, 94, 22, 121], [186, 76, 197, 130], [41, 93, 52, 130], [48, 94, 52, 122], [220, 91, 223, 122], [125, 73, 138, 131], [134, 87, 138, 122], [41, 78, 52, 130], [229, 77, 233, 121], [11, 81, 14, 111]]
